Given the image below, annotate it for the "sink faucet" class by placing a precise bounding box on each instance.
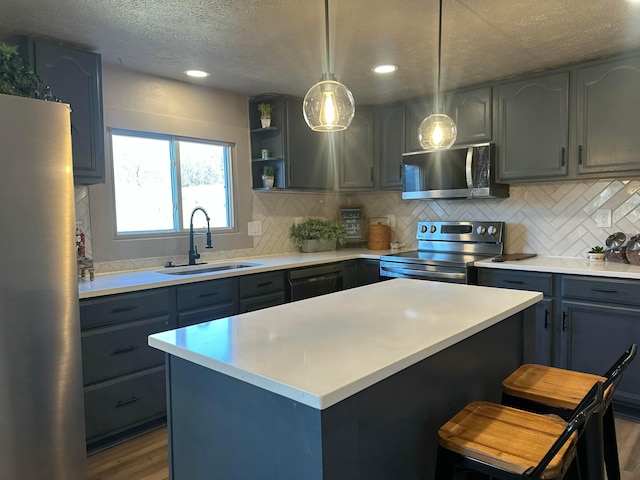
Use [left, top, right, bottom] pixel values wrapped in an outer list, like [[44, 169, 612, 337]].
[[188, 207, 213, 265]]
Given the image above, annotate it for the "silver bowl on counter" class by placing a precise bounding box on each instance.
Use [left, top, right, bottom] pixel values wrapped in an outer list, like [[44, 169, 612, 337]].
[[605, 232, 630, 263]]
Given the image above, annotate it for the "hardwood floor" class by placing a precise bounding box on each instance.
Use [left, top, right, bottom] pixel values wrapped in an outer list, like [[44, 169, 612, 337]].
[[87, 417, 640, 479]]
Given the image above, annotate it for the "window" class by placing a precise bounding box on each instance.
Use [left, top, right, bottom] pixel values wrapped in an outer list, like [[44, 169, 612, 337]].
[[110, 129, 234, 235]]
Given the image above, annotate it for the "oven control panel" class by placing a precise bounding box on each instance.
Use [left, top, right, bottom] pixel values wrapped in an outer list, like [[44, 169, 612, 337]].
[[416, 221, 504, 243]]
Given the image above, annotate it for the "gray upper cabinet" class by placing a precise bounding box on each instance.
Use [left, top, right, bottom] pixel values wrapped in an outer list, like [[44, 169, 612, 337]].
[[376, 103, 405, 189], [404, 97, 433, 153], [24, 38, 105, 184], [576, 56, 640, 176], [445, 86, 492, 146], [496, 72, 569, 181], [337, 107, 375, 190]]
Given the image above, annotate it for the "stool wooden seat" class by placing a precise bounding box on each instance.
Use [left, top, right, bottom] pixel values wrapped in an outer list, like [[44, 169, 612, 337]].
[[501, 344, 637, 480], [435, 382, 602, 480]]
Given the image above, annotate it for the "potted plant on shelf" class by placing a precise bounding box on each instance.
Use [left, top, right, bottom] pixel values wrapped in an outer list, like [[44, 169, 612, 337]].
[[587, 245, 605, 262], [258, 103, 273, 128], [289, 217, 347, 252], [262, 165, 275, 189]]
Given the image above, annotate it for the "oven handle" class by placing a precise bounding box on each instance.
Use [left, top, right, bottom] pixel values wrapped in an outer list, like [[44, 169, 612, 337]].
[[380, 264, 466, 281]]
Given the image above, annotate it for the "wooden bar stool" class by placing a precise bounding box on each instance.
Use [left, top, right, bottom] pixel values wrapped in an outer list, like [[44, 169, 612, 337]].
[[435, 382, 603, 480], [502, 344, 637, 480]]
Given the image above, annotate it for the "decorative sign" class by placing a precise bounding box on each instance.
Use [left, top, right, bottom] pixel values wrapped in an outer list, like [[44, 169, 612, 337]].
[[340, 206, 364, 240]]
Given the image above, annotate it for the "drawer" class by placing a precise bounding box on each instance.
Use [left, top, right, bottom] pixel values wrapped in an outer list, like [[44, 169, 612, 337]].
[[563, 276, 640, 307], [239, 291, 286, 313], [239, 270, 286, 299], [178, 303, 236, 328], [81, 315, 174, 385], [478, 269, 553, 296], [176, 278, 236, 311], [84, 366, 166, 441], [80, 288, 172, 330]]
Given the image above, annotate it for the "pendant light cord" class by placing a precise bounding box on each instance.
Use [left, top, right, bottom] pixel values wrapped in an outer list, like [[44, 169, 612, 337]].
[[324, 0, 331, 75], [435, 0, 443, 112]]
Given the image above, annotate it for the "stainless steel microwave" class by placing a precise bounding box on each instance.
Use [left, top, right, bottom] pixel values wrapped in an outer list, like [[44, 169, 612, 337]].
[[401, 142, 508, 200]]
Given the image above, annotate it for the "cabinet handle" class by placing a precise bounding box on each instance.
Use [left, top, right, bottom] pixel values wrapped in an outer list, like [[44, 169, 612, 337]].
[[116, 397, 140, 408], [399, 164, 402, 180], [591, 287, 617, 293], [113, 345, 139, 355], [199, 292, 219, 298], [370, 166, 374, 183], [561, 147, 566, 167], [503, 280, 525, 285], [578, 145, 583, 165], [289, 164, 294, 181], [111, 305, 137, 313], [544, 309, 549, 329], [257, 281, 274, 288], [562, 312, 567, 331]]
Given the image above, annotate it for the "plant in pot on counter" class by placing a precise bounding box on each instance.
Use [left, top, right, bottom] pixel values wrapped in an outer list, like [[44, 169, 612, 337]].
[[587, 245, 605, 262], [289, 217, 347, 253]]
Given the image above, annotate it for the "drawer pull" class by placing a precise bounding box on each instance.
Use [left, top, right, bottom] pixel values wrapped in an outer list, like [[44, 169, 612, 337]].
[[544, 309, 549, 329], [111, 305, 137, 313], [257, 281, 274, 288], [562, 312, 567, 331], [199, 292, 219, 298], [503, 280, 525, 285], [116, 396, 140, 408], [113, 345, 139, 355], [591, 288, 617, 294]]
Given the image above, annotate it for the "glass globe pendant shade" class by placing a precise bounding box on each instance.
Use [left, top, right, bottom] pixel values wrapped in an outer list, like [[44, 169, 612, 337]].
[[303, 78, 355, 132], [418, 113, 457, 150]]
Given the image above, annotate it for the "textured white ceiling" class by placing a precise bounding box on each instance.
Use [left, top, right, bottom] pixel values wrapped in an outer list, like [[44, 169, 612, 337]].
[[2, 0, 640, 104]]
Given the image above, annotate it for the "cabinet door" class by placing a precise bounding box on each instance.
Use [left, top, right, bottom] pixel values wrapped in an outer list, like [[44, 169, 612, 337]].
[[337, 108, 375, 189], [358, 259, 382, 286], [576, 56, 640, 175], [28, 38, 105, 184], [377, 104, 405, 189], [404, 97, 433, 152], [496, 72, 569, 181], [286, 99, 333, 189], [562, 300, 640, 411], [445, 86, 492, 146]]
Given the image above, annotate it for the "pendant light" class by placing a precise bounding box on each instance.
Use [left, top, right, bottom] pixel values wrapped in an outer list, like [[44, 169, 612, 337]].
[[303, 0, 355, 132], [418, 0, 457, 150]]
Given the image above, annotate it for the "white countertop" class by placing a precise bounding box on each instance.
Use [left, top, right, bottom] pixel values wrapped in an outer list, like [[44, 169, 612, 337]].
[[148, 278, 542, 410], [78, 249, 386, 299], [475, 255, 640, 279]]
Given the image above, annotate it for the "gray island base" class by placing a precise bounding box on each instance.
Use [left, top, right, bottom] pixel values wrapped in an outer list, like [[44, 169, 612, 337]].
[[150, 279, 541, 479]]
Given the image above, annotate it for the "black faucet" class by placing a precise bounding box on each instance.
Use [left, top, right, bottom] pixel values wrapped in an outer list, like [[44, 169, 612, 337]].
[[188, 207, 213, 265]]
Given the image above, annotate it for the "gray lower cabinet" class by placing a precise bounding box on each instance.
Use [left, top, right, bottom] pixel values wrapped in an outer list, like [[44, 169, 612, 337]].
[[495, 71, 569, 181], [376, 103, 405, 189], [79, 288, 175, 451], [575, 55, 640, 176], [239, 270, 287, 313], [176, 278, 238, 327]]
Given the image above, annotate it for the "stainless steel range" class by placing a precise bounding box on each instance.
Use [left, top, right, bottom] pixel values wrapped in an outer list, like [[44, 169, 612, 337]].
[[380, 221, 505, 284]]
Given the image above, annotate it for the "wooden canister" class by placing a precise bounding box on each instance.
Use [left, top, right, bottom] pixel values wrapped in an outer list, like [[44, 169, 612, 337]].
[[368, 221, 391, 250]]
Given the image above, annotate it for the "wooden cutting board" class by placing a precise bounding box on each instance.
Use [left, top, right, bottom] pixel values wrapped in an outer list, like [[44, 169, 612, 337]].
[[491, 253, 537, 262]]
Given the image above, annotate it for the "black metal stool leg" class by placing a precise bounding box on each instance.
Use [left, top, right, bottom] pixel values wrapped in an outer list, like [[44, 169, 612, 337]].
[[581, 410, 605, 480], [602, 405, 621, 480], [434, 445, 458, 479]]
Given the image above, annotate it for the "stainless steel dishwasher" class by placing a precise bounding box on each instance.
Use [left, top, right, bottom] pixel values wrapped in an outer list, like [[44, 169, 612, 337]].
[[288, 263, 344, 301]]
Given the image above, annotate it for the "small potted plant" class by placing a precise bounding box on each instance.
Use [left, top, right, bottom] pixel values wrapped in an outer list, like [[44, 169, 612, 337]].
[[262, 165, 275, 189], [258, 103, 273, 128], [587, 245, 605, 262], [289, 217, 347, 252]]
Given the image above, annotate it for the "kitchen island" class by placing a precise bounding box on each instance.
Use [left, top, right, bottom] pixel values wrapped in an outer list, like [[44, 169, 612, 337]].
[[149, 278, 541, 480]]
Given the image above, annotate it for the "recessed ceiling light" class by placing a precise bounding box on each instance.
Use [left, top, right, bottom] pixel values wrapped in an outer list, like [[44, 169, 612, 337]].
[[373, 64, 398, 74], [184, 70, 209, 78]]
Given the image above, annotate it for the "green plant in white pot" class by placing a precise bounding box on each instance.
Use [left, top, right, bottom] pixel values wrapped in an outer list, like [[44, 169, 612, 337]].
[[262, 165, 275, 189], [258, 103, 273, 128], [289, 218, 347, 252]]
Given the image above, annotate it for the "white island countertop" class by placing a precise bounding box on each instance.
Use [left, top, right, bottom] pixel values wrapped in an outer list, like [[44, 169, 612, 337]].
[[148, 278, 541, 410]]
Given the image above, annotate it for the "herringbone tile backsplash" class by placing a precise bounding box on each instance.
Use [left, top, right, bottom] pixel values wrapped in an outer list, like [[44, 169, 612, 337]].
[[79, 178, 640, 272]]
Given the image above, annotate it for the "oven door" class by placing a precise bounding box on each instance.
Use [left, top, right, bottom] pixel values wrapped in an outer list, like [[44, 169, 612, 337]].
[[379, 260, 472, 284]]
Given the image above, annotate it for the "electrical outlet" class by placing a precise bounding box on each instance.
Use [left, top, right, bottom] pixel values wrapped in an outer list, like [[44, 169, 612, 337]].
[[248, 221, 262, 236], [596, 209, 612, 228], [386, 214, 396, 228]]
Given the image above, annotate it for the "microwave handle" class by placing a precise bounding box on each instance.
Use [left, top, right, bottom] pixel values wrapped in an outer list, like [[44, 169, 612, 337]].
[[465, 147, 474, 189]]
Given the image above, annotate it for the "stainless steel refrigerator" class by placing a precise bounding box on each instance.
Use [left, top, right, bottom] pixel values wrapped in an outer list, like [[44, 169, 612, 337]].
[[0, 94, 87, 479]]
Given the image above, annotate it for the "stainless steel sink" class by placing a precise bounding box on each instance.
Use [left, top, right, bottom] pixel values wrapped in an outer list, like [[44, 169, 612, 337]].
[[158, 262, 262, 275]]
